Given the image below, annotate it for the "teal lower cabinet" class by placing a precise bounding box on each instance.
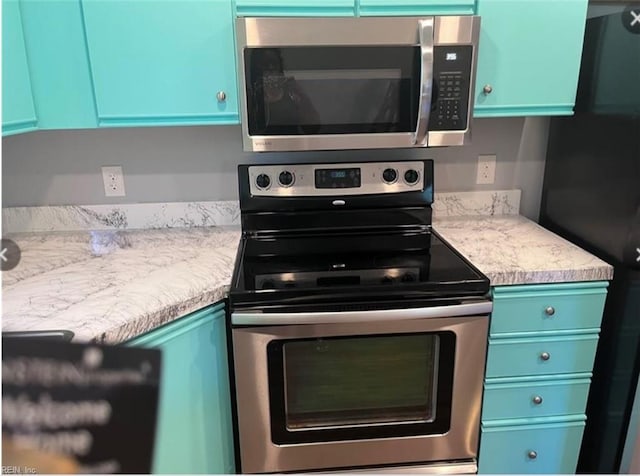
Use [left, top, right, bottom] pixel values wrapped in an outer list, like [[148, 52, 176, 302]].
[[126, 303, 235, 474], [480, 419, 586, 474], [478, 282, 608, 474]]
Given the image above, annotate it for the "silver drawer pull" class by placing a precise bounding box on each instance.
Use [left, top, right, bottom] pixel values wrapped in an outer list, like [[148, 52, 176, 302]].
[[545, 306, 556, 316], [483, 84, 493, 95], [532, 395, 543, 405], [527, 450, 538, 460], [216, 91, 227, 102], [540, 351, 551, 361]]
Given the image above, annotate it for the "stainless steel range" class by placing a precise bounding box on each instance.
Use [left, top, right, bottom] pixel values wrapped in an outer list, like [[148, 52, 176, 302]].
[[228, 160, 491, 474]]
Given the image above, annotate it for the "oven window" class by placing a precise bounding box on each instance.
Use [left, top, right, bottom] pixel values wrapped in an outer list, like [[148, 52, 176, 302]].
[[244, 46, 420, 135], [268, 332, 455, 444], [284, 335, 437, 429]]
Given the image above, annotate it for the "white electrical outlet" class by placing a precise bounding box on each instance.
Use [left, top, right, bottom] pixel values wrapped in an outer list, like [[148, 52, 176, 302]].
[[101, 166, 126, 197], [476, 154, 496, 185]]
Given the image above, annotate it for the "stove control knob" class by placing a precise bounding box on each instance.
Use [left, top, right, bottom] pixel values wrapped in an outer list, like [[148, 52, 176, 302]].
[[256, 174, 271, 190], [382, 168, 397, 184], [381, 276, 394, 284], [278, 170, 294, 187], [404, 169, 420, 185], [401, 273, 416, 282]]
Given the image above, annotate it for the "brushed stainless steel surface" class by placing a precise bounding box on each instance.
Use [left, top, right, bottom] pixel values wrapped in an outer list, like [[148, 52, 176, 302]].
[[319, 460, 478, 474], [240, 17, 427, 47], [238, 16, 479, 47], [243, 133, 417, 152], [233, 314, 489, 473], [482, 84, 493, 95], [540, 351, 551, 361], [232, 300, 493, 325], [216, 91, 226, 102], [427, 130, 469, 147], [533, 395, 543, 405], [414, 18, 434, 146], [545, 306, 556, 316], [247, 161, 425, 197], [528, 450, 538, 460], [236, 16, 481, 152]]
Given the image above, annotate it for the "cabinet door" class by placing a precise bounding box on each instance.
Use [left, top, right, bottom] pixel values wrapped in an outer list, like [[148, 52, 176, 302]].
[[127, 303, 235, 474], [474, 0, 588, 117], [479, 420, 585, 474], [358, 0, 474, 16], [82, 0, 238, 127], [19, 0, 98, 130], [236, 0, 355, 16], [2, 0, 38, 136]]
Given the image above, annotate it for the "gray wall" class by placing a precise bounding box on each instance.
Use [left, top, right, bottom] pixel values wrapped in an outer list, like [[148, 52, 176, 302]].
[[2, 116, 549, 219]]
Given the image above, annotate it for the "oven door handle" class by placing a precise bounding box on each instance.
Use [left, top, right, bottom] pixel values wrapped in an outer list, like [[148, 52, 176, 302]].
[[413, 17, 434, 147], [231, 300, 492, 326]]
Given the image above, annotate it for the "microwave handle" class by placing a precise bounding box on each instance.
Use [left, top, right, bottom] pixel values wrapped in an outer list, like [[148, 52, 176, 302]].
[[413, 18, 434, 146]]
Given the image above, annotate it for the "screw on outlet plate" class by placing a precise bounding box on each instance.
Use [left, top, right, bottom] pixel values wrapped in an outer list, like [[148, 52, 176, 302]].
[[101, 166, 126, 197]]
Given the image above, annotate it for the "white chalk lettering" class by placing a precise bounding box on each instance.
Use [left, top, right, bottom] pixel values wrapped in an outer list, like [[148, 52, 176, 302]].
[[3, 393, 112, 430], [12, 430, 93, 456]]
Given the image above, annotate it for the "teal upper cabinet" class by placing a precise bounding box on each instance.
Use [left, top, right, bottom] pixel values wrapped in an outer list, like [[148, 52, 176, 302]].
[[235, 0, 473, 16], [236, 0, 356, 16], [19, 0, 98, 130], [474, 0, 588, 117], [358, 0, 474, 16], [127, 303, 235, 474], [2, 0, 38, 136], [81, 0, 239, 127]]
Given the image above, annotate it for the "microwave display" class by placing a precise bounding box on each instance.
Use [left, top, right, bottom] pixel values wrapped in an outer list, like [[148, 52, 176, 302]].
[[315, 168, 362, 189]]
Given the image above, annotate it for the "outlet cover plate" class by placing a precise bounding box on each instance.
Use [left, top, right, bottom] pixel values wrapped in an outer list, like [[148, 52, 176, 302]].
[[477, 154, 496, 185], [102, 166, 126, 197]]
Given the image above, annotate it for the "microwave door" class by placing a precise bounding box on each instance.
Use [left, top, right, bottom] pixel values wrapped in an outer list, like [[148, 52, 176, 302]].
[[238, 17, 428, 152]]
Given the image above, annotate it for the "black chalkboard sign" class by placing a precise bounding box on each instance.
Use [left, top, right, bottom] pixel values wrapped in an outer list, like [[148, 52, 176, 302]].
[[2, 338, 161, 474]]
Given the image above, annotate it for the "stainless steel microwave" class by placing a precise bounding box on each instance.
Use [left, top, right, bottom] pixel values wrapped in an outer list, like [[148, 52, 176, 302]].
[[236, 16, 481, 152]]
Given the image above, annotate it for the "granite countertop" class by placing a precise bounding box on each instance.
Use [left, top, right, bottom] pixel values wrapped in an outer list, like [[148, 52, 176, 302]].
[[434, 215, 613, 286], [1, 212, 613, 345], [2, 226, 240, 343]]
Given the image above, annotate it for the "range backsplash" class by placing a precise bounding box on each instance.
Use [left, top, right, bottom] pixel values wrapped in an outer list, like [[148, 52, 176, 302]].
[[2, 190, 520, 233]]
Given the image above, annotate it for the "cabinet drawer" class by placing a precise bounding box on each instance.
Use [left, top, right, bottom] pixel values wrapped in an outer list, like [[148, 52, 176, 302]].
[[479, 421, 585, 474], [483, 377, 590, 420], [491, 283, 607, 336], [485, 334, 598, 378]]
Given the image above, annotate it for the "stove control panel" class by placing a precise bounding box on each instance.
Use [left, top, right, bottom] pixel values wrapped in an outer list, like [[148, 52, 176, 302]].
[[248, 161, 425, 197]]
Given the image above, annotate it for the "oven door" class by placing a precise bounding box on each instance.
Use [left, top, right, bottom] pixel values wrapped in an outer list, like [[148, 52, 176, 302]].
[[236, 16, 480, 152], [232, 301, 490, 473]]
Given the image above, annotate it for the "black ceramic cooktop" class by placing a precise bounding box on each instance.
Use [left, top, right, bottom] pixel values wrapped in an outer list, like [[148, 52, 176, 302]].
[[229, 228, 489, 311]]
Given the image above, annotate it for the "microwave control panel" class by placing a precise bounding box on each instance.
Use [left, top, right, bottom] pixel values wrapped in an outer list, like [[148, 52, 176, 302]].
[[428, 45, 473, 132]]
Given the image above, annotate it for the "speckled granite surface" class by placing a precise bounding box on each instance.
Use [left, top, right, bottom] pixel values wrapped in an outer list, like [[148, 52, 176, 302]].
[[2, 227, 240, 343], [434, 215, 613, 285], [1, 198, 613, 344]]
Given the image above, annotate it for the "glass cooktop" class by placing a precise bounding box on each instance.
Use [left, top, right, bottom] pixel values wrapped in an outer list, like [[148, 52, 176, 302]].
[[229, 228, 489, 311]]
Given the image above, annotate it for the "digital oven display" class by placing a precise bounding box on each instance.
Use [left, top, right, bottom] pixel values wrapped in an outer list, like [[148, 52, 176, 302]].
[[315, 168, 361, 189]]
